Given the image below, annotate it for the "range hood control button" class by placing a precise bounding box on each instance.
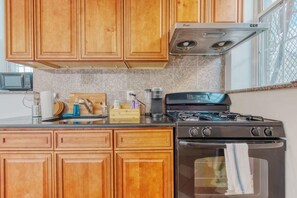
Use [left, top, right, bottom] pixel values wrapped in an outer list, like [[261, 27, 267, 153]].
[[202, 127, 212, 136], [251, 127, 260, 136], [264, 127, 273, 136], [189, 127, 199, 136]]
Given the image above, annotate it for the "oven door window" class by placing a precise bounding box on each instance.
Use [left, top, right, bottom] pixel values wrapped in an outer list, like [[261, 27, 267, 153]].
[[194, 156, 268, 197]]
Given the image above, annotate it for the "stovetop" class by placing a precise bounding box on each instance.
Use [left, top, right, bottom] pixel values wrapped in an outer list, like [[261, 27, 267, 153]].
[[170, 111, 267, 122], [165, 92, 286, 138]]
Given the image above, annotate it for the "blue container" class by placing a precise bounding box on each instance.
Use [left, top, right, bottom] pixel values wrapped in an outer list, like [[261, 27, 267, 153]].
[[73, 103, 80, 116]]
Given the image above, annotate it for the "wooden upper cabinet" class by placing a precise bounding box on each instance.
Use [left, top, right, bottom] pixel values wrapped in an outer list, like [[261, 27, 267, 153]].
[[170, 0, 204, 25], [0, 153, 52, 198], [80, 0, 123, 60], [35, 0, 78, 60], [210, 0, 243, 23], [170, 0, 243, 24], [5, 0, 34, 60], [124, 0, 168, 61]]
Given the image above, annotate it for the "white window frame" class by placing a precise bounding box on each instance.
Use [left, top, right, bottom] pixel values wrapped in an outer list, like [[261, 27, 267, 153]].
[[256, 0, 297, 87], [258, 0, 284, 18], [253, 0, 284, 87]]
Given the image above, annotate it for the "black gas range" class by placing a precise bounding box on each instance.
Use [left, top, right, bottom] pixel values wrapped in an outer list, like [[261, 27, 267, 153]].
[[165, 92, 285, 139], [165, 92, 286, 198]]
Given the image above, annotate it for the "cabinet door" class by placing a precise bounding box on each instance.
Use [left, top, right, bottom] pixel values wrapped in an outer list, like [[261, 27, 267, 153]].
[[115, 151, 173, 198], [80, 0, 123, 60], [35, 0, 78, 60], [0, 153, 53, 198], [210, 0, 243, 23], [124, 0, 168, 61], [170, 0, 205, 25], [5, 0, 34, 60], [56, 152, 112, 198]]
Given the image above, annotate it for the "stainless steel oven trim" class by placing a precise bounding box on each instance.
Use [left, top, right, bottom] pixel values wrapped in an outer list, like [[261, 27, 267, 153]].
[[178, 140, 285, 149]]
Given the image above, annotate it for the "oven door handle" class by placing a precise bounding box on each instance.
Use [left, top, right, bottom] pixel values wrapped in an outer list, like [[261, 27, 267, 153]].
[[179, 140, 285, 149]]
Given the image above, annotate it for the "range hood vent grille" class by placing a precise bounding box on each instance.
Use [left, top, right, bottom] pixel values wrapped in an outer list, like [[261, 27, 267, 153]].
[[169, 23, 268, 55]]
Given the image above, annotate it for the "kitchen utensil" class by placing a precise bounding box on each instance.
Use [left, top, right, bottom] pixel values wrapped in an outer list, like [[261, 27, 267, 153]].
[[54, 101, 65, 116], [68, 93, 106, 115]]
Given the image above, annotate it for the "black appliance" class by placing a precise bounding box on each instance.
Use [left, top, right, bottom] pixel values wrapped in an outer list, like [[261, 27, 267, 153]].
[[0, 72, 33, 91], [165, 92, 286, 198], [151, 87, 163, 118]]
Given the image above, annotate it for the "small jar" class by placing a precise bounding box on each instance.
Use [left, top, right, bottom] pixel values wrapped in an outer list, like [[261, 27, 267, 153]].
[[113, 100, 120, 109]]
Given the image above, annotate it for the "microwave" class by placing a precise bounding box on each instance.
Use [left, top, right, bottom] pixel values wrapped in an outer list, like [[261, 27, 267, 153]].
[[0, 72, 33, 91]]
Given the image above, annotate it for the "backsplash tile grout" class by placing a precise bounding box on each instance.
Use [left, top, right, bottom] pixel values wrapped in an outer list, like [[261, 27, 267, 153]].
[[33, 55, 225, 106]]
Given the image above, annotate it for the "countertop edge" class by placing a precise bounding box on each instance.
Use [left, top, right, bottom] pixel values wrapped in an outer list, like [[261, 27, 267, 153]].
[[0, 116, 175, 128], [0, 123, 176, 129], [225, 82, 297, 94]]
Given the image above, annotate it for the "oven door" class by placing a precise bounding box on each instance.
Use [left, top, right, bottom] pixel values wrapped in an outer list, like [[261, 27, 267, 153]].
[[175, 139, 285, 198]]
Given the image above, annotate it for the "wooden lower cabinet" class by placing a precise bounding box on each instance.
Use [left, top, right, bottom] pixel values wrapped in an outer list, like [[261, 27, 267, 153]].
[[0, 153, 53, 198], [0, 128, 174, 198], [115, 151, 173, 198], [55, 152, 113, 198]]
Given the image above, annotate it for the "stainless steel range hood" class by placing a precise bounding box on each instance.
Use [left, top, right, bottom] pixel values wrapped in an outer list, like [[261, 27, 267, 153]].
[[169, 23, 268, 55]]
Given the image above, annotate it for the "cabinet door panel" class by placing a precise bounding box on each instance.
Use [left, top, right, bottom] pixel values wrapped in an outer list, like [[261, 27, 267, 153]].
[[56, 152, 112, 198], [35, 0, 78, 60], [6, 0, 34, 60], [125, 0, 168, 60], [170, 0, 204, 25], [115, 151, 173, 198], [211, 0, 243, 23], [0, 132, 52, 150], [55, 130, 112, 150], [114, 128, 173, 150], [80, 0, 123, 60], [0, 153, 52, 198]]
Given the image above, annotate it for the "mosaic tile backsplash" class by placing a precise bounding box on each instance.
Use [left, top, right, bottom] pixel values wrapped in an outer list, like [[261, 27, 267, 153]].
[[33, 55, 225, 107]]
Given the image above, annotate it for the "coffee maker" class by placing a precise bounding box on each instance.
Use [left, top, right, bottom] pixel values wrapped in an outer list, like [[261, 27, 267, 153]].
[[151, 87, 163, 118]]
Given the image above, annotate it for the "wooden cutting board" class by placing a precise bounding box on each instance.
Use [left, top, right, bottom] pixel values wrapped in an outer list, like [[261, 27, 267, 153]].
[[68, 93, 107, 115]]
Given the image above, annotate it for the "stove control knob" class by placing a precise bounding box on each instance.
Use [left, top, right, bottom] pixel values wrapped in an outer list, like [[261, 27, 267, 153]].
[[264, 127, 273, 136], [189, 127, 199, 136], [202, 127, 212, 136], [251, 127, 260, 136]]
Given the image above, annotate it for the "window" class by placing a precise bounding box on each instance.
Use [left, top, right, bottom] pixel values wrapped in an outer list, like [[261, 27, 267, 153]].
[[262, 0, 279, 10], [258, 0, 297, 86], [6, 63, 33, 73], [0, 0, 33, 73]]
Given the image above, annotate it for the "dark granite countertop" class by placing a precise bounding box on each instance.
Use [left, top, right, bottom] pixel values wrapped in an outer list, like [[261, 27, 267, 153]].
[[0, 116, 175, 129]]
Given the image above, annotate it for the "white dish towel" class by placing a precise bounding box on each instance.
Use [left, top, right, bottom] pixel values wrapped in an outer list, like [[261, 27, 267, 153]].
[[224, 143, 254, 195]]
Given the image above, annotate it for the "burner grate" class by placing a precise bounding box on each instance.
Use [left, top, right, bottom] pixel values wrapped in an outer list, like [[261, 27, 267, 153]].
[[177, 112, 213, 121], [174, 111, 265, 122]]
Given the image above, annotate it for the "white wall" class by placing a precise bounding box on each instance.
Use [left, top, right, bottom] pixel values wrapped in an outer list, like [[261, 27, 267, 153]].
[[0, 0, 34, 119], [230, 88, 297, 198], [0, 0, 6, 72], [0, 93, 33, 119]]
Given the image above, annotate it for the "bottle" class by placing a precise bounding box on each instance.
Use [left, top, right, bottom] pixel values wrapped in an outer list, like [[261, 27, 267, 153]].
[[32, 92, 41, 117], [73, 98, 80, 116], [102, 102, 108, 116], [144, 89, 152, 116], [131, 96, 139, 109]]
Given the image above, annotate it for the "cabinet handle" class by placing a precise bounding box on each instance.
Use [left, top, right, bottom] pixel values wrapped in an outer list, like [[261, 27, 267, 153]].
[[2, 138, 5, 143]]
